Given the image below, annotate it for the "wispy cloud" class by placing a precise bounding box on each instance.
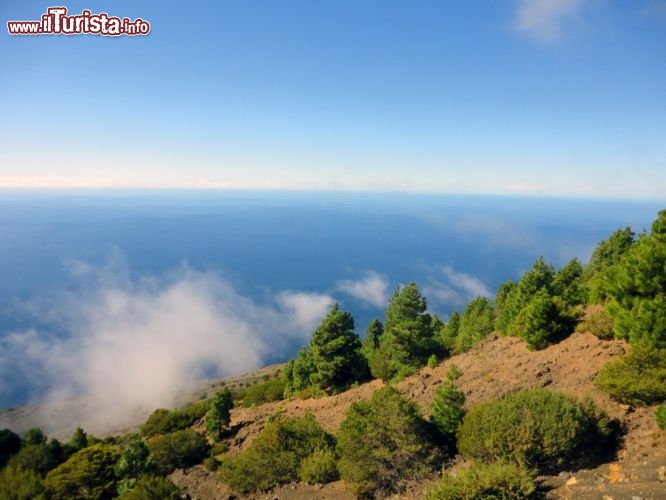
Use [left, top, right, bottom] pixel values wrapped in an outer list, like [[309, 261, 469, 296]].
[[0, 256, 334, 436], [336, 271, 389, 308], [514, 0, 588, 43], [424, 265, 493, 310]]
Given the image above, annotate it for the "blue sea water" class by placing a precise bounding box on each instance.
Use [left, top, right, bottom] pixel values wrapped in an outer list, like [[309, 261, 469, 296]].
[[0, 190, 663, 407]]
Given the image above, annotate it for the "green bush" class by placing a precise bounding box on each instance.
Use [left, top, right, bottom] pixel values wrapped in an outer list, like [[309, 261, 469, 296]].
[[575, 305, 614, 339], [219, 414, 335, 494], [7, 443, 63, 477], [44, 443, 120, 500], [446, 363, 462, 381], [458, 388, 615, 473], [234, 377, 285, 407], [337, 385, 439, 498], [298, 448, 339, 484], [595, 346, 666, 406], [146, 430, 208, 475], [0, 465, 46, 499], [424, 461, 538, 500], [140, 404, 205, 437], [118, 475, 180, 500], [655, 406, 666, 430], [427, 354, 438, 368]]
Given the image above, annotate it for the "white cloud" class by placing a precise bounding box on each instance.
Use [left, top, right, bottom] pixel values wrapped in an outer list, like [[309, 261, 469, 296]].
[[514, 0, 588, 43], [336, 271, 389, 308], [276, 291, 337, 335], [424, 265, 493, 309], [0, 258, 335, 436]]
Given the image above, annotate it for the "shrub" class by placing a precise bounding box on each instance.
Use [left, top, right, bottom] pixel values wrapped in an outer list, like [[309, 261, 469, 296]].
[[427, 354, 438, 368], [337, 385, 439, 498], [430, 381, 466, 452], [457, 388, 615, 474], [655, 406, 666, 430], [118, 475, 180, 500], [0, 465, 46, 499], [424, 461, 538, 500], [114, 435, 154, 479], [446, 363, 462, 381], [298, 448, 339, 484], [219, 414, 335, 494], [595, 346, 666, 406], [141, 402, 207, 437], [44, 443, 120, 500], [576, 305, 614, 339], [146, 430, 208, 475], [234, 377, 285, 407], [7, 443, 62, 477]]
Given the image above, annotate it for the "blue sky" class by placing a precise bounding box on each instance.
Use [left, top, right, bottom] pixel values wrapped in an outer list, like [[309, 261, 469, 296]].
[[1, 1, 665, 198]]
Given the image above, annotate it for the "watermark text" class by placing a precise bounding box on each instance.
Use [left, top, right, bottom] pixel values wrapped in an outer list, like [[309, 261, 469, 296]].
[[7, 7, 150, 36]]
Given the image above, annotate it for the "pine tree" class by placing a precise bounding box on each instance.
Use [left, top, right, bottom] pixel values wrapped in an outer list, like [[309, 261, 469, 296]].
[[310, 304, 367, 392], [430, 381, 466, 452], [205, 389, 233, 441]]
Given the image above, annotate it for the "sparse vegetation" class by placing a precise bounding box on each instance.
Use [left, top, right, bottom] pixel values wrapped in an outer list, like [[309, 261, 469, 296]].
[[117, 475, 180, 500]]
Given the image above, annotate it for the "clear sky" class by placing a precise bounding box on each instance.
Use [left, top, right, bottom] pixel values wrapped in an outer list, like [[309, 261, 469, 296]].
[[1, 1, 665, 198]]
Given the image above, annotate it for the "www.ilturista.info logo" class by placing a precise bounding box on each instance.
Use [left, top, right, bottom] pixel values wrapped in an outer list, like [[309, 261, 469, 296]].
[[7, 7, 150, 36]]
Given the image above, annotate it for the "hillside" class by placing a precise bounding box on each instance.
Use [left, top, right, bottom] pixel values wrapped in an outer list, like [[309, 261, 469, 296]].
[[172, 331, 666, 499]]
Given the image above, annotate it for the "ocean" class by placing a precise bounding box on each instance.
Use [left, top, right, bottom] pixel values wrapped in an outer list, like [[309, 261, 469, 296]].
[[0, 190, 663, 410]]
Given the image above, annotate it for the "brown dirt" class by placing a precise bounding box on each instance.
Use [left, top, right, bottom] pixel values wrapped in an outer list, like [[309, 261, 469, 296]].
[[171, 331, 666, 499]]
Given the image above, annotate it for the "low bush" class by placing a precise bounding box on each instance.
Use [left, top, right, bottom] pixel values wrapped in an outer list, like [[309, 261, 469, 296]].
[[656, 406, 666, 430], [219, 414, 334, 494], [234, 377, 285, 407], [44, 443, 120, 500], [595, 346, 666, 406], [298, 447, 339, 484], [0, 465, 46, 499], [146, 430, 208, 475], [457, 388, 615, 474], [424, 461, 539, 500], [575, 305, 614, 339], [118, 475, 181, 500], [446, 363, 462, 381], [337, 385, 439, 498], [140, 401, 207, 437]]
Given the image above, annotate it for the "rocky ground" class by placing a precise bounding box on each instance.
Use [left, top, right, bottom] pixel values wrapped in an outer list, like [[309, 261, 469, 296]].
[[172, 331, 666, 499]]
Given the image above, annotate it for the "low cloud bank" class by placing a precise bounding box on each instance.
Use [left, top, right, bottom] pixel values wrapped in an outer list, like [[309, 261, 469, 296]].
[[0, 257, 334, 436]]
